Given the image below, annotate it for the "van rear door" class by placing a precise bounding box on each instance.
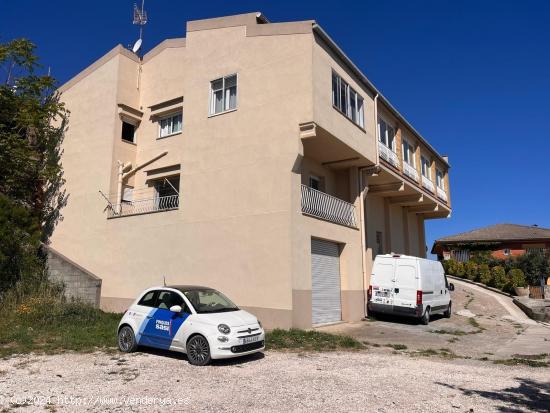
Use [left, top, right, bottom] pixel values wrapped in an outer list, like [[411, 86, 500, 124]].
[[393, 260, 418, 310], [371, 258, 395, 307]]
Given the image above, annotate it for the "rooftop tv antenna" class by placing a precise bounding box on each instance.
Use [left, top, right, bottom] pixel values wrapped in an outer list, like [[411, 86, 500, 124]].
[[132, 0, 147, 54]]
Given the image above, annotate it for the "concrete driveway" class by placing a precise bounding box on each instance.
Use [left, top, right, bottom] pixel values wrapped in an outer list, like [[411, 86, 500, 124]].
[[319, 278, 550, 360]]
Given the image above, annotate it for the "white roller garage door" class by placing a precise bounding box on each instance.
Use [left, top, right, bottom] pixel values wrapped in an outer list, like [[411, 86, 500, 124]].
[[311, 239, 342, 325]]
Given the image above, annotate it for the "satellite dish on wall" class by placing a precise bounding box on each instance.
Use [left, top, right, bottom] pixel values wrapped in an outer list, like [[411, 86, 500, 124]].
[[132, 38, 142, 54]]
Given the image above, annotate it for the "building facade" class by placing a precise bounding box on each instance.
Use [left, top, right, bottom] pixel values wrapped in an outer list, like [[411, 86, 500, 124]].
[[432, 224, 550, 262], [51, 12, 451, 328]]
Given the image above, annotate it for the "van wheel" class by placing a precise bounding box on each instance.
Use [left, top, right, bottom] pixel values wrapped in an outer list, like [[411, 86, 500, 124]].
[[421, 308, 430, 325], [444, 302, 452, 318]]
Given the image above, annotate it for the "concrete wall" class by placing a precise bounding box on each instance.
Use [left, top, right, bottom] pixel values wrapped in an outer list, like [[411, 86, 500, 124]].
[[47, 247, 102, 307]]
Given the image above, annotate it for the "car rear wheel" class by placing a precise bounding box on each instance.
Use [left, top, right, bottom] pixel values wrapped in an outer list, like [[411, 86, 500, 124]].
[[420, 308, 430, 325], [118, 326, 138, 353], [444, 302, 452, 318], [186, 335, 211, 366]]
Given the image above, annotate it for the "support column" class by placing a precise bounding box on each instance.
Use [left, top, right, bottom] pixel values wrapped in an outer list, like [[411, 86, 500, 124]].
[[384, 198, 391, 253], [417, 215, 426, 258], [402, 207, 410, 255]]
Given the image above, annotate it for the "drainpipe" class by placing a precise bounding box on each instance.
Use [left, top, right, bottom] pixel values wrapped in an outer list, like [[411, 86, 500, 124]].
[[374, 93, 380, 161], [116, 161, 132, 215], [358, 93, 381, 318], [358, 167, 369, 318], [115, 151, 168, 214]]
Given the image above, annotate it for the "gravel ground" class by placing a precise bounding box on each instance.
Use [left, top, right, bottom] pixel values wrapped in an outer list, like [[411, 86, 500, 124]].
[[0, 350, 548, 412]]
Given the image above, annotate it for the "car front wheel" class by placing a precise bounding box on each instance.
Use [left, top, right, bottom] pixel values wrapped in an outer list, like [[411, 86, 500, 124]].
[[186, 335, 211, 366], [118, 326, 138, 353]]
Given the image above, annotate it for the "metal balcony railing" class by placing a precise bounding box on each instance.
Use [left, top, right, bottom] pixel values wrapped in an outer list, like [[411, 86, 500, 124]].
[[422, 176, 435, 193], [403, 162, 419, 182], [436, 186, 448, 202], [378, 143, 400, 168], [108, 195, 179, 218], [301, 184, 357, 228]]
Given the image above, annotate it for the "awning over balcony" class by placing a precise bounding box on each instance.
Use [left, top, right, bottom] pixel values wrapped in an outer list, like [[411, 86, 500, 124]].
[[300, 122, 375, 170]]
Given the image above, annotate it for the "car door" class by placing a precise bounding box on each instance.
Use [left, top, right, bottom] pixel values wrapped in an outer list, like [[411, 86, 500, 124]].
[[132, 289, 159, 347], [140, 290, 191, 350]]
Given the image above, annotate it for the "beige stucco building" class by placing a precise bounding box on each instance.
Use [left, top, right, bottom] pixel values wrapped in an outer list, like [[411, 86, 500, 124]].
[[51, 12, 451, 329]]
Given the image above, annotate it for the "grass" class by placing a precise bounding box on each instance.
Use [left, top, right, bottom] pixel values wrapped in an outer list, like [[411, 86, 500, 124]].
[[384, 343, 408, 350], [431, 329, 468, 336], [413, 347, 465, 360], [494, 358, 550, 368], [464, 296, 474, 309], [265, 329, 364, 351], [0, 298, 121, 358]]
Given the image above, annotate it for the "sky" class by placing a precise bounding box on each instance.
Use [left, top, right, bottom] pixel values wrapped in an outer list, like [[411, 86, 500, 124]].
[[1, 0, 549, 254]]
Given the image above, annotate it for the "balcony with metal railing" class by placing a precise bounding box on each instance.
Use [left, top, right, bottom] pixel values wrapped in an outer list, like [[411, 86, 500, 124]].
[[422, 176, 435, 193], [436, 186, 448, 202], [403, 162, 419, 182], [108, 194, 179, 218], [378, 142, 400, 169], [301, 185, 357, 228]]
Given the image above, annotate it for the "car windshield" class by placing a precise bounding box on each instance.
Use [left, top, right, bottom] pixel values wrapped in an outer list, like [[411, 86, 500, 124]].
[[178, 288, 239, 314]]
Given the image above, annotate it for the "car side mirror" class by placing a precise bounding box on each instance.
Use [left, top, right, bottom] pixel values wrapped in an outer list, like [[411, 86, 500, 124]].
[[449, 283, 455, 291], [170, 305, 182, 313]]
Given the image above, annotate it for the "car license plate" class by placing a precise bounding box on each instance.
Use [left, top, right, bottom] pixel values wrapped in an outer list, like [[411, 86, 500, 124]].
[[241, 335, 260, 345]]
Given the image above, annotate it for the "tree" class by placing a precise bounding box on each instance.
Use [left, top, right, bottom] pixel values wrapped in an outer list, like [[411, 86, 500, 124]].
[[514, 250, 550, 286], [0, 38, 68, 295]]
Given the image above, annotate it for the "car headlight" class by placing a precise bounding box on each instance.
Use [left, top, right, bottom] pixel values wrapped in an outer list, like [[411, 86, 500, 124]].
[[257, 319, 262, 329], [218, 324, 231, 334]]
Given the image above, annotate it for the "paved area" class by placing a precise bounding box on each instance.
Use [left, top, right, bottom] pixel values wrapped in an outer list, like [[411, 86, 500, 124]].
[[0, 350, 548, 412], [320, 279, 550, 359]]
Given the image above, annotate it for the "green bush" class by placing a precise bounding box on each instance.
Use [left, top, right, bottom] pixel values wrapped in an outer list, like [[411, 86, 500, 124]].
[[455, 262, 466, 278], [478, 264, 492, 285], [491, 266, 507, 290], [514, 250, 550, 286], [443, 259, 457, 275], [508, 268, 527, 289], [465, 261, 478, 281]]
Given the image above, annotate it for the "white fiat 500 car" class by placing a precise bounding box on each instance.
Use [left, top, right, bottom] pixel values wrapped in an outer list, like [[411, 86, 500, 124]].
[[117, 285, 265, 365]]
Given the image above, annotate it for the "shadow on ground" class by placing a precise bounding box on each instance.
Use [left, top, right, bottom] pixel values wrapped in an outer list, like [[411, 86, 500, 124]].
[[136, 346, 265, 366], [436, 378, 550, 412], [367, 312, 446, 325]]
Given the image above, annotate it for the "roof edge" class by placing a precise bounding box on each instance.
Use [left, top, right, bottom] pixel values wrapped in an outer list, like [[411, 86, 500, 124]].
[[312, 23, 450, 168], [59, 45, 139, 93], [142, 38, 186, 64]]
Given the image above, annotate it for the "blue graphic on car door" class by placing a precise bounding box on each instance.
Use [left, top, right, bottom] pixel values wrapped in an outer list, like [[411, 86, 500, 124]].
[[137, 308, 189, 350]]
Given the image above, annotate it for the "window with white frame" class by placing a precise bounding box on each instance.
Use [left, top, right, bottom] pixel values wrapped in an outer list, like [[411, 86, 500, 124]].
[[210, 74, 237, 115], [331, 71, 365, 128], [378, 117, 396, 151], [402, 139, 415, 166], [436, 169, 445, 189], [158, 112, 182, 138], [421, 155, 431, 179]]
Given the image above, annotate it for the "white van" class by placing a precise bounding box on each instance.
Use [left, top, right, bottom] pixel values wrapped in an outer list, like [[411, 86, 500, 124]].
[[367, 254, 454, 324]]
